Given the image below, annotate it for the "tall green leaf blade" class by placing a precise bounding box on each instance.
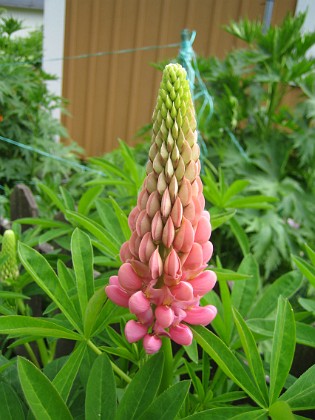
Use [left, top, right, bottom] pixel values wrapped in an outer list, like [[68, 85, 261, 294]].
[[52, 342, 86, 402], [84, 287, 107, 338], [233, 308, 269, 405], [17, 357, 73, 420], [85, 353, 116, 420], [269, 297, 296, 404], [71, 229, 95, 317], [138, 380, 190, 420], [116, 352, 164, 420], [18, 242, 82, 332], [292, 255, 315, 287], [0, 382, 25, 420], [183, 406, 261, 419], [232, 254, 260, 317], [109, 197, 131, 241], [222, 180, 249, 204], [279, 364, 315, 410], [191, 325, 265, 407], [304, 243, 315, 266], [249, 271, 302, 319], [66, 211, 120, 258], [229, 217, 250, 256], [78, 185, 104, 216], [37, 183, 66, 213], [0, 316, 82, 340]]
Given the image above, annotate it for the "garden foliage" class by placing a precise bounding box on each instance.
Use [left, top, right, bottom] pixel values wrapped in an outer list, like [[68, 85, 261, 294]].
[[0, 12, 314, 420]]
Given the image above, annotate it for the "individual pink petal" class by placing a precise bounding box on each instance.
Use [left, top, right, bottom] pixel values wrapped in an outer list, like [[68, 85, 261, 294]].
[[198, 194, 205, 211], [184, 305, 217, 326], [178, 177, 192, 207], [202, 210, 210, 221], [195, 216, 212, 244], [183, 243, 203, 271], [146, 191, 161, 218], [125, 320, 147, 343], [202, 241, 213, 264], [189, 270, 217, 296], [171, 281, 194, 301], [155, 305, 174, 328], [109, 275, 119, 286], [149, 248, 163, 279], [143, 334, 162, 354], [129, 291, 151, 314], [164, 249, 182, 286], [137, 188, 149, 210], [137, 307, 154, 326], [139, 232, 156, 263], [151, 211, 163, 242], [161, 188, 172, 218], [171, 196, 183, 228], [191, 179, 199, 197], [136, 209, 151, 237], [130, 260, 151, 279], [120, 241, 133, 263], [129, 231, 141, 258], [118, 263, 142, 292], [183, 201, 195, 223], [128, 206, 140, 231], [162, 217, 175, 248], [105, 285, 130, 307], [173, 217, 194, 253], [169, 324, 193, 346]]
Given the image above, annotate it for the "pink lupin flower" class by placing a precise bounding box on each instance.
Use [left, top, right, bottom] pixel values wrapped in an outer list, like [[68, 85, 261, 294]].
[[105, 63, 217, 353]]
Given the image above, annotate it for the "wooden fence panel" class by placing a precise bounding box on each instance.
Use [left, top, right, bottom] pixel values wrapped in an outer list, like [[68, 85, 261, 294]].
[[62, 0, 296, 156]]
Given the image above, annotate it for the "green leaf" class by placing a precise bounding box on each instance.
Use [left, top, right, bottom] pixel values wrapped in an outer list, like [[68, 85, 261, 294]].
[[222, 180, 250, 203], [184, 339, 199, 363], [138, 380, 190, 420], [249, 271, 303, 319], [18, 242, 82, 332], [71, 229, 95, 318], [116, 352, 164, 420], [213, 268, 252, 282], [191, 325, 265, 407], [85, 353, 116, 420], [269, 401, 294, 420], [182, 406, 261, 419], [0, 291, 30, 300], [279, 364, 315, 410], [57, 259, 75, 291], [269, 297, 296, 404], [232, 254, 260, 317], [60, 187, 75, 211], [0, 316, 82, 340], [229, 218, 250, 256], [292, 254, 315, 287], [18, 357, 73, 420], [304, 243, 315, 266], [52, 342, 86, 402], [233, 308, 269, 405], [210, 209, 236, 230], [298, 297, 315, 314], [109, 197, 131, 241], [84, 287, 107, 338], [227, 195, 276, 209], [0, 382, 25, 420], [16, 218, 69, 229], [65, 211, 120, 258], [37, 182, 66, 213], [78, 185, 104, 216]]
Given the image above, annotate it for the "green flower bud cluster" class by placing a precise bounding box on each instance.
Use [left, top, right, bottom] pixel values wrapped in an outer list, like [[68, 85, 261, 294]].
[[0, 230, 19, 285]]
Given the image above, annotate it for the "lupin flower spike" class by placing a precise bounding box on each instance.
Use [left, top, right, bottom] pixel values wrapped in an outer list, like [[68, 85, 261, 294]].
[[105, 63, 217, 354], [0, 229, 19, 285]]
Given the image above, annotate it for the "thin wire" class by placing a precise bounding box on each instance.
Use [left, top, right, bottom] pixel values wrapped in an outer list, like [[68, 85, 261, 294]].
[[0, 135, 104, 175]]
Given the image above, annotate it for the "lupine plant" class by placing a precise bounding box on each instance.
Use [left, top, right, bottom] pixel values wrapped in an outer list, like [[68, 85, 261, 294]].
[[106, 64, 217, 353]]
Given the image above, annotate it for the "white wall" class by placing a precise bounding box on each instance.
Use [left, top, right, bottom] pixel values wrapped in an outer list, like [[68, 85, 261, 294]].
[[42, 0, 66, 121], [296, 0, 315, 57]]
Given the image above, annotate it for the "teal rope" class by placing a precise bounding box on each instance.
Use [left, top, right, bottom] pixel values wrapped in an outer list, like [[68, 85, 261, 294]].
[[0, 135, 104, 175]]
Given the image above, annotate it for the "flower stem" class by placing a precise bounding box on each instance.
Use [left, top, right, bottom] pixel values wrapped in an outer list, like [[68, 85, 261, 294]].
[[87, 339, 131, 383], [160, 338, 173, 392]]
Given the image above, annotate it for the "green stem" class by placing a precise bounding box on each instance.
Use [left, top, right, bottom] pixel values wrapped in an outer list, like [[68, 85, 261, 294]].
[[24, 343, 40, 369], [160, 338, 173, 392], [87, 339, 131, 384], [36, 339, 49, 366]]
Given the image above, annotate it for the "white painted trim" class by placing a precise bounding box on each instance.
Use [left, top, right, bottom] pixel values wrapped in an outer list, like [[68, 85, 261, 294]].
[[295, 0, 315, 57], [42, 0, 66, 122]]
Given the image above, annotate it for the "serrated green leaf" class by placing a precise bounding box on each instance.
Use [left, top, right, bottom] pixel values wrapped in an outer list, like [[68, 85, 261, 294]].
[[85, 353, 116, 420], [18, 357, 73, 420], [139, 380, 190, 420], [269, 297, 296, 404], [116, 353, 164, 420]]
